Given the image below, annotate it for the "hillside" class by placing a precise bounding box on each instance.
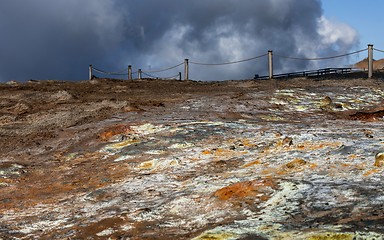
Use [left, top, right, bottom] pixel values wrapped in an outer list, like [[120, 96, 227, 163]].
[[1, 78, 384, 239], [354, 57, 384, 70]]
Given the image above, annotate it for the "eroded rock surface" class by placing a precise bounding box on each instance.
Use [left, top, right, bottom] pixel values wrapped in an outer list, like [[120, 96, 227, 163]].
[[0, 78, 383, 239]]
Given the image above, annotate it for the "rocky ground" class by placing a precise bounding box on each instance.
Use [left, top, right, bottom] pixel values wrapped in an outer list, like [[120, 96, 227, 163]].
[[0, 76, 384, 239]]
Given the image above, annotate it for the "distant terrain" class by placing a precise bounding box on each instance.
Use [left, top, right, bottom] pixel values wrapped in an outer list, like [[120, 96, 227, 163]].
[[354, 57, 384, 70]]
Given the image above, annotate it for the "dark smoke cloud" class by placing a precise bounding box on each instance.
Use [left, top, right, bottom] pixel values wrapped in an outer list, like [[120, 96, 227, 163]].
[[0, 0, 358, 81]]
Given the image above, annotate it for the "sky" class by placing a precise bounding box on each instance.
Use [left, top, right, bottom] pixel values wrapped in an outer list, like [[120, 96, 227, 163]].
[[0, 0, 382, 82], [322, 0, 384, 51]]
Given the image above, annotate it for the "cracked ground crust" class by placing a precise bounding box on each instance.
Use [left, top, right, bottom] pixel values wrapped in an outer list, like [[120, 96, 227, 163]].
[[0, 78, 384, 239]]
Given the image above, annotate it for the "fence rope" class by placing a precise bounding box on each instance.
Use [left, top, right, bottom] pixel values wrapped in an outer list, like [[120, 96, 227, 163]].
[[92, 62, 183, 76], [190, 53, 268, 66], [142, 71, 180, 80], [274, 48, 367, 61], [164, 73, 181, 80], [374, 48, 384, 53], [141, 71, 157, 79], [141, 62, 184, 73], [92, 66, 127, 75]]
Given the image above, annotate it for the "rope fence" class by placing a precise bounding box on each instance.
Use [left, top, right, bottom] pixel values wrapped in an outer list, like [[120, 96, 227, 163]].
[[374, 48, 384, 53], [274, 48, 367, 61], [141, 62, 184, 73], [141, 71, 157, 79], [189, 53, 268, 66], [91, 67, 127, 76], [141, 71, 182, 80], [89, 44, 380, 81]]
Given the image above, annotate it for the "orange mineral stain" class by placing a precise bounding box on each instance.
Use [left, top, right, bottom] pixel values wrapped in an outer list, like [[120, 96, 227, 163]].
[[98, 124, 132, 141], [242, 159, 262, 168], [214, 179, 278, 201]]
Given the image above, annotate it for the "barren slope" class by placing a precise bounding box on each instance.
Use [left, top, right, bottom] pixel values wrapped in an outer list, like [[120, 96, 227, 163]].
[[0, 78, 384, 239]]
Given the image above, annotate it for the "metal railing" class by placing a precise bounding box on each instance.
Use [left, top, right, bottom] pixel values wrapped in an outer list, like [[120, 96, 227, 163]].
[[255, 68, 353, 80]]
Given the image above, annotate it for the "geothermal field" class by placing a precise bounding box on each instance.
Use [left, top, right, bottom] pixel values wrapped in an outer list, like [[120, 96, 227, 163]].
[[0, 77, 384, 239]]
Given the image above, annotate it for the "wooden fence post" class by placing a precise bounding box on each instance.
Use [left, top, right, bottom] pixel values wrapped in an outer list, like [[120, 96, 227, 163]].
[[138, 69, 142, 80], [268, 50, 273, 79], [89, 65, 93, 80], [368, 44, 373, 78], [128, 65, 132, 80], [179, 72, 182, 81], [184, 59, 189, 81]]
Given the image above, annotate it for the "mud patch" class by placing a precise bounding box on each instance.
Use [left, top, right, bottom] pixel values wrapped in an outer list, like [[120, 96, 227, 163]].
[[350, 109, 384, 121]]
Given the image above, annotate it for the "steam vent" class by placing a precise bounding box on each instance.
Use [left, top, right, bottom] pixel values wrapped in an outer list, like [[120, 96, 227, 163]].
[[1, 78, 384, 239]]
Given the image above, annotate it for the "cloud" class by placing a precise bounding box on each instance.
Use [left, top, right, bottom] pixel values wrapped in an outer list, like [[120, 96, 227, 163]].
[[0, 0, 125, 81], [0, 0, 359, 81], [318, 16, 359, 52]]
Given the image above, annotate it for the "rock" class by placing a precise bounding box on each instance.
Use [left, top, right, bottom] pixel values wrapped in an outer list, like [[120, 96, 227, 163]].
[[50, 90, 74, 102], [282, 137, 293, 147], [0, 162, 25, 178], [275, 136, 293, 148], [0, 115, 17, 125], [7, 102, 30, 114], [285, 158, 307, 169], [374, 152, 384, 167], [122, 105, 144, 112], [320, 96, 347, 111], [320, 96, 332, 106], [5, 80, 18, 85]]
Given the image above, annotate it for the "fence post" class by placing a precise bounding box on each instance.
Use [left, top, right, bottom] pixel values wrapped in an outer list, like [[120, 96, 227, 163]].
[[89, 65, 93, 80], [138, 69, 142, 80], [184, 59, 189, 81], [268, 50, 273, 79], [128, 65, 132, 80], [368, 44, 374, 78], [179, 72, 182, 81]]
